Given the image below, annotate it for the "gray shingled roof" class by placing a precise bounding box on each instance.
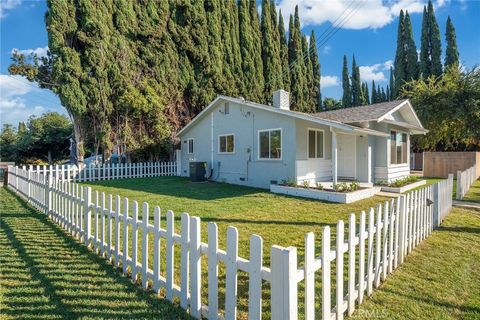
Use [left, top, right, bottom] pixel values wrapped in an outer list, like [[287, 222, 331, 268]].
[[312, 99, 409, 123]]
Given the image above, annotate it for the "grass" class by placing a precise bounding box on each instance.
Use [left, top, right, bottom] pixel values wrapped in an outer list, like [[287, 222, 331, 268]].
[[84, 176, 391, 260], [352, 207, 480, 319], [0, 187, 191, 319], [462, 179, 480, 203]]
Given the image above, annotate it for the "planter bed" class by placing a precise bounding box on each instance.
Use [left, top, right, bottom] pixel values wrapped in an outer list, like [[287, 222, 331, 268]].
[[380, 179, 427, 193], [270, 184, 381, 204]]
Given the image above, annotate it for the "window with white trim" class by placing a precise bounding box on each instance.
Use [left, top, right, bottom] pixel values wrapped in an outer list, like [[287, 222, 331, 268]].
[[259, 129, 282, 159], [219, 134, 235, 153], [187, 138, 194, 154], [308, 129, 324, 159], [390, 131, 407, 165]]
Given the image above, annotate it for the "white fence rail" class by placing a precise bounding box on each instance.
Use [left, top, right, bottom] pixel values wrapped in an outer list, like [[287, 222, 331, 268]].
[[456, 165, 478, 200], [6, 166, 454, 320], [22, 161, 177, 182]]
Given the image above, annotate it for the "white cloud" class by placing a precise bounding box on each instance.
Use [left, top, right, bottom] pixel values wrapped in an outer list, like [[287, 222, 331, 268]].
[[11, 46, 49, 59], [277, 0, 446, 30], [0, 74, 39, 97], [359, 64, 387, 82], [322, 45, 331, 54], [321, 75, 340, 88], [383, 60, 394, 70], [0, 0, 21, 19]]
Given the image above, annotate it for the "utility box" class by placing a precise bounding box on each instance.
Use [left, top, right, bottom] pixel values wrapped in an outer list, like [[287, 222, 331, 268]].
[[189, 161, 207, 182]]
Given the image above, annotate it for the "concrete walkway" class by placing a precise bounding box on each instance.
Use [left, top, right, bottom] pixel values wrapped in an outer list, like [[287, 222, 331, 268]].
[[453, 200, 480, 210]]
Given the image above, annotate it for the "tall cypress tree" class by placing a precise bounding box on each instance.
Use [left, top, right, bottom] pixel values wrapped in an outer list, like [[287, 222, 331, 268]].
[[261, 0, 282, 100], [278, 10, 290, 92], [386, 85, 390, 102], [238, 0, 264, 102], [309, 30, 321, 112], [371, 80, 377, 103], [389, 67, 395, 100], [288, 6, 308, 111], [380, 87, 387, 102], [420, 0, 442, 78], [404, 12, 419, 81], [351, 55, 361, 107], [394, 10, 406, 97], [445, 16, 459, 70], [302, 35, 313, 112], [342, 55, 351, 108]]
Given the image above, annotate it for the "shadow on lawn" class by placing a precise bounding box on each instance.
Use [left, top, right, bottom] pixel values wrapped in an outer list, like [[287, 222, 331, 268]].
[[0, 188, 191, 319], [86, 176, 264, 201]]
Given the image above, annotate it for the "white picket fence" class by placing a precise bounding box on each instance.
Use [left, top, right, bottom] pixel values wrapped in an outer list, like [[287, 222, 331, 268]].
[[456, 165, 478, 200], [24, 161, 177, 183], [6, 166, 454, 320]]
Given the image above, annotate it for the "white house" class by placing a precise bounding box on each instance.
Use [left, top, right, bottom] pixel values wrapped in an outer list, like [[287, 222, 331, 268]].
[[177, 90, 427, 189]]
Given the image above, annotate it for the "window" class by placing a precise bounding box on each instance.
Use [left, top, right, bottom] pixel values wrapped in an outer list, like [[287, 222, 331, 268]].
[[308, 129, 324, 158], [390, 131, 408, 165], [187, 138, 194, 154], [219, 134, 235, 153], [259, 129, 282, 159]]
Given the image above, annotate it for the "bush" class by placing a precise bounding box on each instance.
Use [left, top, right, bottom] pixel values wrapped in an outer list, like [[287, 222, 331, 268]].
[[281, 178, 297, 187], [301, 180, 310, 188], [315, 182, 324, 190], [388, 176, 419, 187]]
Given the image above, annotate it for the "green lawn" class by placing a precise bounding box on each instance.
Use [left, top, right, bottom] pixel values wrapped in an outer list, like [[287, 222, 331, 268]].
[[463, 179, 480, 203], [84, 176, 391, 260], [352, 207, 480, 319], [0, 187, 191, 319]]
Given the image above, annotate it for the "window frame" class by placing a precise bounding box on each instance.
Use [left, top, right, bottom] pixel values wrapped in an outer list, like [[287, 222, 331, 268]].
[[258, 128, 283, 161], [307, 128, 325, 159], [218, 133, 235, 154], [187, 138, 194, 155], [389, 130, 408, 166]]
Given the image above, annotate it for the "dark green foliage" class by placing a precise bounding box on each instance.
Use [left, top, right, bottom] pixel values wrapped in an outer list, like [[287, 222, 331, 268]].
[[0, 113, 72, 164], [361, 82, 370, 105], [405, 12, 419, 81], [394, 10, 418, 98], [445, 16, 459, 70], [351, 55, 362, 107], [371, 80, 377, 104], [302, 34, 314, 112], [288, 7, 308, 112], [389, 67, 395, 100], [342, 55, 352, 108], [261, 0, 282, 101], [386, 85, 390, 102], [420, 0, 442, 78], [309, 31, 321, 112], [278, 10, 290, 92], [323, 97, 342, 110]]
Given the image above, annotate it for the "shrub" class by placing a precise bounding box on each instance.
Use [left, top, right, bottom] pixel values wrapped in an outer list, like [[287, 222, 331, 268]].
[[315, 182, 324, 190], [388, 176, 419, 188], [333, 182, 351, 193], [281, 179, 296, 187], [301, 180, 310, 188], [350, 181, 360, 191]]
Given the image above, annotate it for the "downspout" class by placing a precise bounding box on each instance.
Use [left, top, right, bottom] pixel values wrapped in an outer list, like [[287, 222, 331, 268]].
[[211, 112, 214, 174]]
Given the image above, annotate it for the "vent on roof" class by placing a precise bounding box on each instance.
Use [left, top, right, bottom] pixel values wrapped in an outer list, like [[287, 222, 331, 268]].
[[272, 89, 290, 110]]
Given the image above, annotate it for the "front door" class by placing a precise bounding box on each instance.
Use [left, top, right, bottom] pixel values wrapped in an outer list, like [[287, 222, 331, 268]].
[[337, 134, 356, 179]]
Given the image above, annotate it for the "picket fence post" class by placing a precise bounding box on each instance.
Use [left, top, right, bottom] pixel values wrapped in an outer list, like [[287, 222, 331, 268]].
[[271, 245, 298, 320], [84, 186, 92, 247]]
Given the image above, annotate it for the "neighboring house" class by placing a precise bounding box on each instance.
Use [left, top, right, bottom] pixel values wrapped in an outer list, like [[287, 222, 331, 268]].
[[177, 90, 427, 189]]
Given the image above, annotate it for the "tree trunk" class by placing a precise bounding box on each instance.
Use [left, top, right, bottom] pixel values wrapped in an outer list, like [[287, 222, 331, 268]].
[[47, 150, 52, 164], [72, 118, 84, 166]]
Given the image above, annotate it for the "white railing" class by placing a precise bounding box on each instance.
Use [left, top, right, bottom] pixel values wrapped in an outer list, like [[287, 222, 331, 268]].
[[23, 161, 177, 182], [456, 165, 478, 200], [6, 166, 454, 320]]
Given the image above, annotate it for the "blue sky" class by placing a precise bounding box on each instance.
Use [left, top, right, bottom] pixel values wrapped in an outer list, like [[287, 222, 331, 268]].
[[1, 0, 479, 127]]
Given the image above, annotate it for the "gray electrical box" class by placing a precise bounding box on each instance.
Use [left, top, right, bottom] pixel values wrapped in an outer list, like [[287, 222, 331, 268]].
[[189, 162, 207, 182]]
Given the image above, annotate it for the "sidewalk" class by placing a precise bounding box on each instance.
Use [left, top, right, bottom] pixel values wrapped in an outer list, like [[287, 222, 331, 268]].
[[453, 200, 480, 211]]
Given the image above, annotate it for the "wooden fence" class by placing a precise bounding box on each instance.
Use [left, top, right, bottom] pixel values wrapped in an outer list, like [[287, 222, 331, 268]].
[[456, 165, 478, 200], [23, 162, 177, 182], [423, 152, 479, 178], [7, 166, 454, 320]]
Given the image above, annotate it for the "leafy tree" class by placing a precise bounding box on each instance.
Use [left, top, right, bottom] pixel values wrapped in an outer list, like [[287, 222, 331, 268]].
[[323, 97, 342, 110], [302, 34, 314, 112], [288, 7, 308, 112], [342, 55, 351, 108], [420, 0, 442, 78], [405, 12, 419, 81], [394, 10, 418, 97], [445, 16, 459, 69], [371, 80, 377, 103], [261, 0, 282, 101], [402, 67, 480, 151], [0, 124, 18, 162], [361, 82, 370, 105], [351, 55, 362, 107]]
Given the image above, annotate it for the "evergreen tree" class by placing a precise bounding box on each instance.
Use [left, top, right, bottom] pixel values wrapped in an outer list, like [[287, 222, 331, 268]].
[[380, 87, 387, 102], [351, 55, 362, 107], [278, 10, 290, 91], [394, 10, 406, 97], [445, 16, 459, 69], [405, 12, 419, 81], [386, 85, 390, 102], [309, 30, 321, 112], [342, 55, 351, 108], [288, 7, 308, 111], [302, 35, 314, 112], [371, 80, 377, 103], [389, 67, 395, 100], [420, 0, 442, 78], [238, 0, 264, 102], [261, 0, 282, 101]]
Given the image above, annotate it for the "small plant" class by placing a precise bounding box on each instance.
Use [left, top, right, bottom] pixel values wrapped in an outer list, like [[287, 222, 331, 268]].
[[302, 180, 310, 188], [350, 180, 360, 191], [376, 179, 389, 186], [333, 182, 350, 193], [281, 178, 296, 187], [315, 182, 324, 190], [388, 176, 419, 187]]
